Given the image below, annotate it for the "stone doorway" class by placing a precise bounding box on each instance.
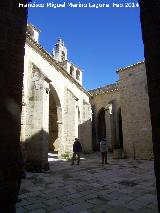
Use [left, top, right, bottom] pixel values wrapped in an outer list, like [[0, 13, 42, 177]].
[[97, 108, 106, 141]]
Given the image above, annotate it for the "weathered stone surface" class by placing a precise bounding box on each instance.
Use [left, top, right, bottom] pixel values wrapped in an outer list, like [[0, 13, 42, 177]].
[[21, 31, 92, 170], [90, 62, 153, 160], [17, 153, 158, 212]]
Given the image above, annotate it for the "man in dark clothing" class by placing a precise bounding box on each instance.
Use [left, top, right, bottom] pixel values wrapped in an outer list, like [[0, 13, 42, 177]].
[[71, 138, 82, 165]]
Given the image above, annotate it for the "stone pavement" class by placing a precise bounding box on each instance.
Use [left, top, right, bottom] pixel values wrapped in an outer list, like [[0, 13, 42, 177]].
[[17, 152, 158, 213]]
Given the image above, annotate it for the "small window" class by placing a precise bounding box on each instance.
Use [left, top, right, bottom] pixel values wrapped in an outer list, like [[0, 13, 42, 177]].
[[70, 66, 74, 76], [76, 70, 80, 80], [61, 51, 65, 61]]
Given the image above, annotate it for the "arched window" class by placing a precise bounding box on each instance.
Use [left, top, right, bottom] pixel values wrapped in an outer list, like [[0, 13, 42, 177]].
[[70, 66, 74, 76], [97, 108, 106, 141], [76, 69, 80, 80], [61, 51, 65, 61]]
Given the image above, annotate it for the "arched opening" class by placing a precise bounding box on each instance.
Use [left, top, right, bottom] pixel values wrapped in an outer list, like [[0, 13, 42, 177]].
[[70, 66, 74, 76], [49, 93, 58, 151], [61, 51, 65, 62], [76, 69, 80, 80], [49, 85, 62, 153], [97, 108, 106, 141], [118, 108, 123, 148]]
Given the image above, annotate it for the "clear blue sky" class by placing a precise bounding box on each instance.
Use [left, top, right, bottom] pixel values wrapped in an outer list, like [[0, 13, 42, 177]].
[[28, 0, 144, 90]]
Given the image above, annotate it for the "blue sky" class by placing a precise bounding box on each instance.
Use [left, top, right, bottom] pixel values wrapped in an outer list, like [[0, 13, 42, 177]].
[[28, 0, 144, 90]]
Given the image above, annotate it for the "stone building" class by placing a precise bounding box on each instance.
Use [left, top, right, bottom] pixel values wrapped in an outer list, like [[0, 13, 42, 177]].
[[21, 24, 153, 170], [21, 24, 92, 170], [90, 61, 153, 160]]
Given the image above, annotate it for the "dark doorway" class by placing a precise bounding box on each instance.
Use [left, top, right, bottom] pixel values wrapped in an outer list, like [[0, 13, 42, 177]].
[[49, 87, 58, 152], [118, 109, 123, 148], [97, 108, 106, 141]]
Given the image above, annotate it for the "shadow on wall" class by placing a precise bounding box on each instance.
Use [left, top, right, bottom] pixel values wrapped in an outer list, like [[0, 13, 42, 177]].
[[23, 129, 49, 172], [78, 119, 92, 154], [91, 105, 97, 151]]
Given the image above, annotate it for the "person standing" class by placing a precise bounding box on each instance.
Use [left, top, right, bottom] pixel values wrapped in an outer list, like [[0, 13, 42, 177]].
[[100, 138, 108, 165], [71, 138, 82, 165]]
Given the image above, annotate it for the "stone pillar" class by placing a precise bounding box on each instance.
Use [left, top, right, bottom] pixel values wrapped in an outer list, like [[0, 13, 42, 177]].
[[139, 0, 160, 211], [0, 0, 28, 207], [54, 106, 63, 155], [75, 100, 79, 138], [57, 120, 63, 157], [105, 109, 112, 150], [25, 71, 50, 171], [72, 67, 76, 79]]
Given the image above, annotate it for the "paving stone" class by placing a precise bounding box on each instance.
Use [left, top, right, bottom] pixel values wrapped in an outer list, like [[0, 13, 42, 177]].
[[16, 199, 31, 207], [135, 207, 158, 213], [102, 207, 133, 213], [17, 153, 157, 213], [64, 202, 94, 213], [91, 203, 113, 213], [24, 203, 46, 211], [49, 209, 68, 213], [16, 207, 26, 213], [29, 209, 46, 213]]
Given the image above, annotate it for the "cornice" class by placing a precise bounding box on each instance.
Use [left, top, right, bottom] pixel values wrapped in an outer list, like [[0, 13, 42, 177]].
[[27, 23, 41, 32], [26, 34, 92, 98], [116, 61, 145, 74], [89, 83, 119, 97]]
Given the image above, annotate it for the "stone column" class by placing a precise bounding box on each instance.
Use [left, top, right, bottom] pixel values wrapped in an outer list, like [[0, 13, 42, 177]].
[[105, 108, 112, 150], [139, 0, 160, 211], [75, 100, 79, 138], [56, 106, 63, 156], [0, 0, 28, 207], [25, 71, 50, 171]]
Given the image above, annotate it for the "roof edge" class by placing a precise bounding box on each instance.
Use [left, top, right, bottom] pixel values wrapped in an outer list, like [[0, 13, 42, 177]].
[[116, 60, 145, 74]]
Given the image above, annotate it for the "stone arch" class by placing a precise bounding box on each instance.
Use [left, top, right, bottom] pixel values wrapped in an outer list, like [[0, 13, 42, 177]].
[[97, 107, 106, 141], [49, 84, 62, 153]]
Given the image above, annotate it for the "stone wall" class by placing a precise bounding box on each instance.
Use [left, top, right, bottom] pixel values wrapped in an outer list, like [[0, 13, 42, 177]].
[[91, 63, 153, 160], [22, 40, 92, 166], [118, 62, 153, 159], [90, 85, 120, 151], [63, 88, 77, 153], [78, 100, 92, 153], [24, 63, 50, 171]]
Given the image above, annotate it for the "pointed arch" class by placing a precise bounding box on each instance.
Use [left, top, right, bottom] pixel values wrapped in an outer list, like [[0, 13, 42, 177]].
[[49, 84, 62, 152], [97, 107, 106, 141]]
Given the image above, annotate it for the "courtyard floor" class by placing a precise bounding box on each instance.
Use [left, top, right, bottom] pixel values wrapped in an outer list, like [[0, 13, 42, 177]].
[[17, 152, 158, 213]]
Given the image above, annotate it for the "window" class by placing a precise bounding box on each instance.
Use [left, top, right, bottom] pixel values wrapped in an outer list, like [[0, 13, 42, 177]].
[[61, 51, 65, 62], [76, 70, 80, 80], [70, 66, 74, 76]]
